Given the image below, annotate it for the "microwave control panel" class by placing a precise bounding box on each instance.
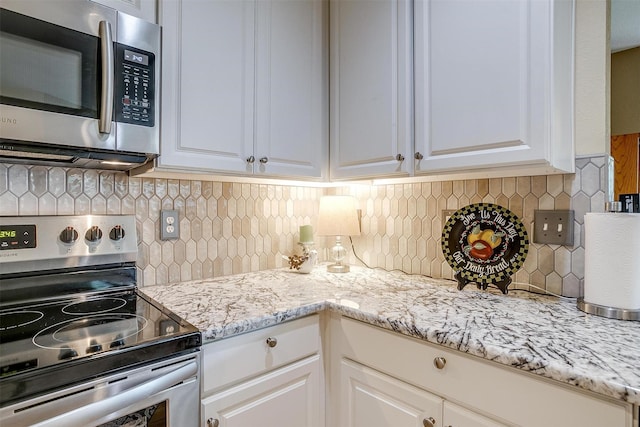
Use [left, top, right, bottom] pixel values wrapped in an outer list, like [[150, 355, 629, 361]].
[[115, 43, 155, 128]]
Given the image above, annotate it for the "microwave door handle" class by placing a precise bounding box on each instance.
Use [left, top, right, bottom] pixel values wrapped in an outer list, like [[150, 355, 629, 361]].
[[99, 20, 114, 134], [30, 361, 198, 427]]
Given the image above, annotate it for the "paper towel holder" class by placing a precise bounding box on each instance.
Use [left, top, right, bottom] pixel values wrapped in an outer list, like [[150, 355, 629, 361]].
[[577, 299, 640, 321], [577, 206, 640, 321]]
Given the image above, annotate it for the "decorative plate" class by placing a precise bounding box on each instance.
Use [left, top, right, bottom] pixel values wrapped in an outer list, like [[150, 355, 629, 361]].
[[441, 203, 529, 294]]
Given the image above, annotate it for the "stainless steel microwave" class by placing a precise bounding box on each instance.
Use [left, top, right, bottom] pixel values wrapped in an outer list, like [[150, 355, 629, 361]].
[[0, 0, 160, 170]]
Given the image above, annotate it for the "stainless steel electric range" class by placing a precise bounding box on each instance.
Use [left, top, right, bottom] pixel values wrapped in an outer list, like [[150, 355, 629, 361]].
[[0, 215, 201, 427]]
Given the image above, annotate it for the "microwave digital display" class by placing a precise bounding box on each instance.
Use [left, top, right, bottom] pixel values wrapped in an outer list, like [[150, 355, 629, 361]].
[[124, 49, 148, 66]]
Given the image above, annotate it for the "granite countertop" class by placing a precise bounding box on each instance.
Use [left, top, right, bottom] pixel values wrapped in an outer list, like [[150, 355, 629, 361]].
[[142, 266, 640, 406]]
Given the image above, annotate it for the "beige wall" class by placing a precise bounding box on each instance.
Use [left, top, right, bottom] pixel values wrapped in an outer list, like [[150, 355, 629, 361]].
[[611, 47, 640, 135]]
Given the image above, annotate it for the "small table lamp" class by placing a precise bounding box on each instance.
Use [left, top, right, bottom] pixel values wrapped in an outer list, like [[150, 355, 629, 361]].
[[316, 195, 360, 273]]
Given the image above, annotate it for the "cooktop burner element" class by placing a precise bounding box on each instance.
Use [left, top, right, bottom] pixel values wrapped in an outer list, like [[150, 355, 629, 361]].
[[0, 215, 201, 408], [62, 297, 128, 315], [33, 311, 146, 351], [0, 311, 45, 330]]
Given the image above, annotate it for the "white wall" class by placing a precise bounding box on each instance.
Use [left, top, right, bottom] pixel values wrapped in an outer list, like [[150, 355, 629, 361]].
[[574, 0, 610, 156]]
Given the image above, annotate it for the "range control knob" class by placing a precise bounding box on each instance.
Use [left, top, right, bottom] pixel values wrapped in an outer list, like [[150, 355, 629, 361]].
[[58, 347, 78, 360], [109, 225, 125, 241], [85, 226, 103, 243], [59, 226, 79, 244], [86, 340, 103, 354], [110, 334, 126, 348]]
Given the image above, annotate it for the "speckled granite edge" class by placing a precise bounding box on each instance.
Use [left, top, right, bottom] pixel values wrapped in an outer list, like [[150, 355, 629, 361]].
[[141, 267, 640, 405]]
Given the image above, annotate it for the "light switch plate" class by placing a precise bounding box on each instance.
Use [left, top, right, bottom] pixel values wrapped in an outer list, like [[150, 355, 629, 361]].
[[533, 210, 574, 245], [160, 210, 179, 240]]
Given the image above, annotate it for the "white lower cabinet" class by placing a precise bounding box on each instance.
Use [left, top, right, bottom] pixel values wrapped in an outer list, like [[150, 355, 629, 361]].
[[329, 315, 634, 427], [341, 359, 443, 427], [443, 402, 508, 427], [202, 355, 321, 427], [340, 358, 507, 427], [201, 314, 633, 427], [201, 315, 323, 427]]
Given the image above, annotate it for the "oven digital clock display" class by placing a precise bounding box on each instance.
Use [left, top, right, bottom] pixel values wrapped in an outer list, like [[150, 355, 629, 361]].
[[0, 225, 37, 250]]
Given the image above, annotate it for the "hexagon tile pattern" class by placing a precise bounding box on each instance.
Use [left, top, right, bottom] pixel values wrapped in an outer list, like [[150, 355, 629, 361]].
[[0, 155, 610, 296]]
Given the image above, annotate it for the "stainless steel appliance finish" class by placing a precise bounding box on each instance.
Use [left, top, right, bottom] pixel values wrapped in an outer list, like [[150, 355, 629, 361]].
[[0, 0, 160, 170], [0, 215, 201, 426]]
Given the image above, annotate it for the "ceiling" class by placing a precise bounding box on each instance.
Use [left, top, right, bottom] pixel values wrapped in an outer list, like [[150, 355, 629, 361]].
[[611, 0, 640, 52]]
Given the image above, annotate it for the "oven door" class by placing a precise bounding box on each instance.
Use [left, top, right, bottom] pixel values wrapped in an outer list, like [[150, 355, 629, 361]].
[[0, 0, 117, 151], [0, 353, 200, 427]]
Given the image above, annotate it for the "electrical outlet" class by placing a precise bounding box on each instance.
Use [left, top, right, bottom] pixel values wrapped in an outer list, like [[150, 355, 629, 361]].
[[533, 209, 574, 245], [160, 210, 179, 240]]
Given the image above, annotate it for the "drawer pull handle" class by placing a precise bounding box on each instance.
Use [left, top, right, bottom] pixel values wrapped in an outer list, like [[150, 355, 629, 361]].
[[266, 337, 278, 348], [207, 418, 219, 427], [433, 356, 446, 369], [423, 416, 436, 427]]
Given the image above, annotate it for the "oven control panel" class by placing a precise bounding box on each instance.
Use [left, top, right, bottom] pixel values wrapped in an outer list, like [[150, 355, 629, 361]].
[[0, 225, 36, 250], [0, 216, 138, 273]]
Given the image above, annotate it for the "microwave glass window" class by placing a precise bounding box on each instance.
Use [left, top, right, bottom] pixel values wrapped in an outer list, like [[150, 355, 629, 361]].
[[0, 32, 82, 109], [0, 8, 99, 118]]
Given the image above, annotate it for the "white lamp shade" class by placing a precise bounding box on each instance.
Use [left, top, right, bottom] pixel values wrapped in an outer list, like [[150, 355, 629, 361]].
[[316, 195, 360, 237]]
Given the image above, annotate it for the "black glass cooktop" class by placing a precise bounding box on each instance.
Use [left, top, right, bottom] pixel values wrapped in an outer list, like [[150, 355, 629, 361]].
[[0, 279, 201, 407]]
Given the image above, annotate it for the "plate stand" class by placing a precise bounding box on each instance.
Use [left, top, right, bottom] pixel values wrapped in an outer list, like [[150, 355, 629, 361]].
[[455, 272, 512, 295]]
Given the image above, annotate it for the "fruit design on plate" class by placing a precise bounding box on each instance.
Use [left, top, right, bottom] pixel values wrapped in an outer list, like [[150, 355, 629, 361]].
[[464, 225, 506, 261]]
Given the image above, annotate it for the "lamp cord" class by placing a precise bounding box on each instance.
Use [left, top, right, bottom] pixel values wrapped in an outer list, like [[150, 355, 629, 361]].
[[348, 236, 576, 300]]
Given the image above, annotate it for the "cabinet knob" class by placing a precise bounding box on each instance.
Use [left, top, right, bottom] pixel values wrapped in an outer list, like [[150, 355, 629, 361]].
[[259, 156, 269, 164], [433, 356, 447, 370], [207, 418, 219, 427], [246, 155, 255, 164], [414, 152, 424, 160], [423, 416, 436, 427], [266, 337, 278, 348], [395, 154, 405, 162]]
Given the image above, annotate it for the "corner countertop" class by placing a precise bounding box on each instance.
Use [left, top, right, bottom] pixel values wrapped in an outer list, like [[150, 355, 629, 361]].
[[141, 266, 640, 405]]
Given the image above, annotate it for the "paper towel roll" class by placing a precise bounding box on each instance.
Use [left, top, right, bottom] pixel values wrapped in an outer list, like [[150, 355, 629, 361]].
[[584, 213, 640, 310]]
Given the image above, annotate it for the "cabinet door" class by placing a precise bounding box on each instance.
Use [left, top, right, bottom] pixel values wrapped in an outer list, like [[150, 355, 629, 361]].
[[202, 355, 322, 427], [340, 359, 442, 427], [414, 0, 574, 174], [329, 0, 413, 180], [158, 0, 255, 174], [443, 401, 508, 427], [89, 0, 156, 22], [254, 0, 328, 179]]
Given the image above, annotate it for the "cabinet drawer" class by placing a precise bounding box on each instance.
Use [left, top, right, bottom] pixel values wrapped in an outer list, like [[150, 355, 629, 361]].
[[338, 317, 633, 427], [203, 315, 320, 394]]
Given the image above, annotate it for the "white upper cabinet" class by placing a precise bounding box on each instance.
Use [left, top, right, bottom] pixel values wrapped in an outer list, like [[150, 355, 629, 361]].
[[254, 0, 328, 178], [414, 0, 575, 175], [329, 0, 414, 180], [89, 0, 156, 22], [157, 0, 327, 180]]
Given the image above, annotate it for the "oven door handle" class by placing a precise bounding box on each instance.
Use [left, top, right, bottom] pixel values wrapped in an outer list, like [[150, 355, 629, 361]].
[[31, 361, 198, 427]]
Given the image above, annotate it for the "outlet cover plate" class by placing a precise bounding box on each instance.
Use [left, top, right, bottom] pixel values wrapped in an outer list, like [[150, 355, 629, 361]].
[[160, 210, 179, 240], [533, 209, 574, 246]]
